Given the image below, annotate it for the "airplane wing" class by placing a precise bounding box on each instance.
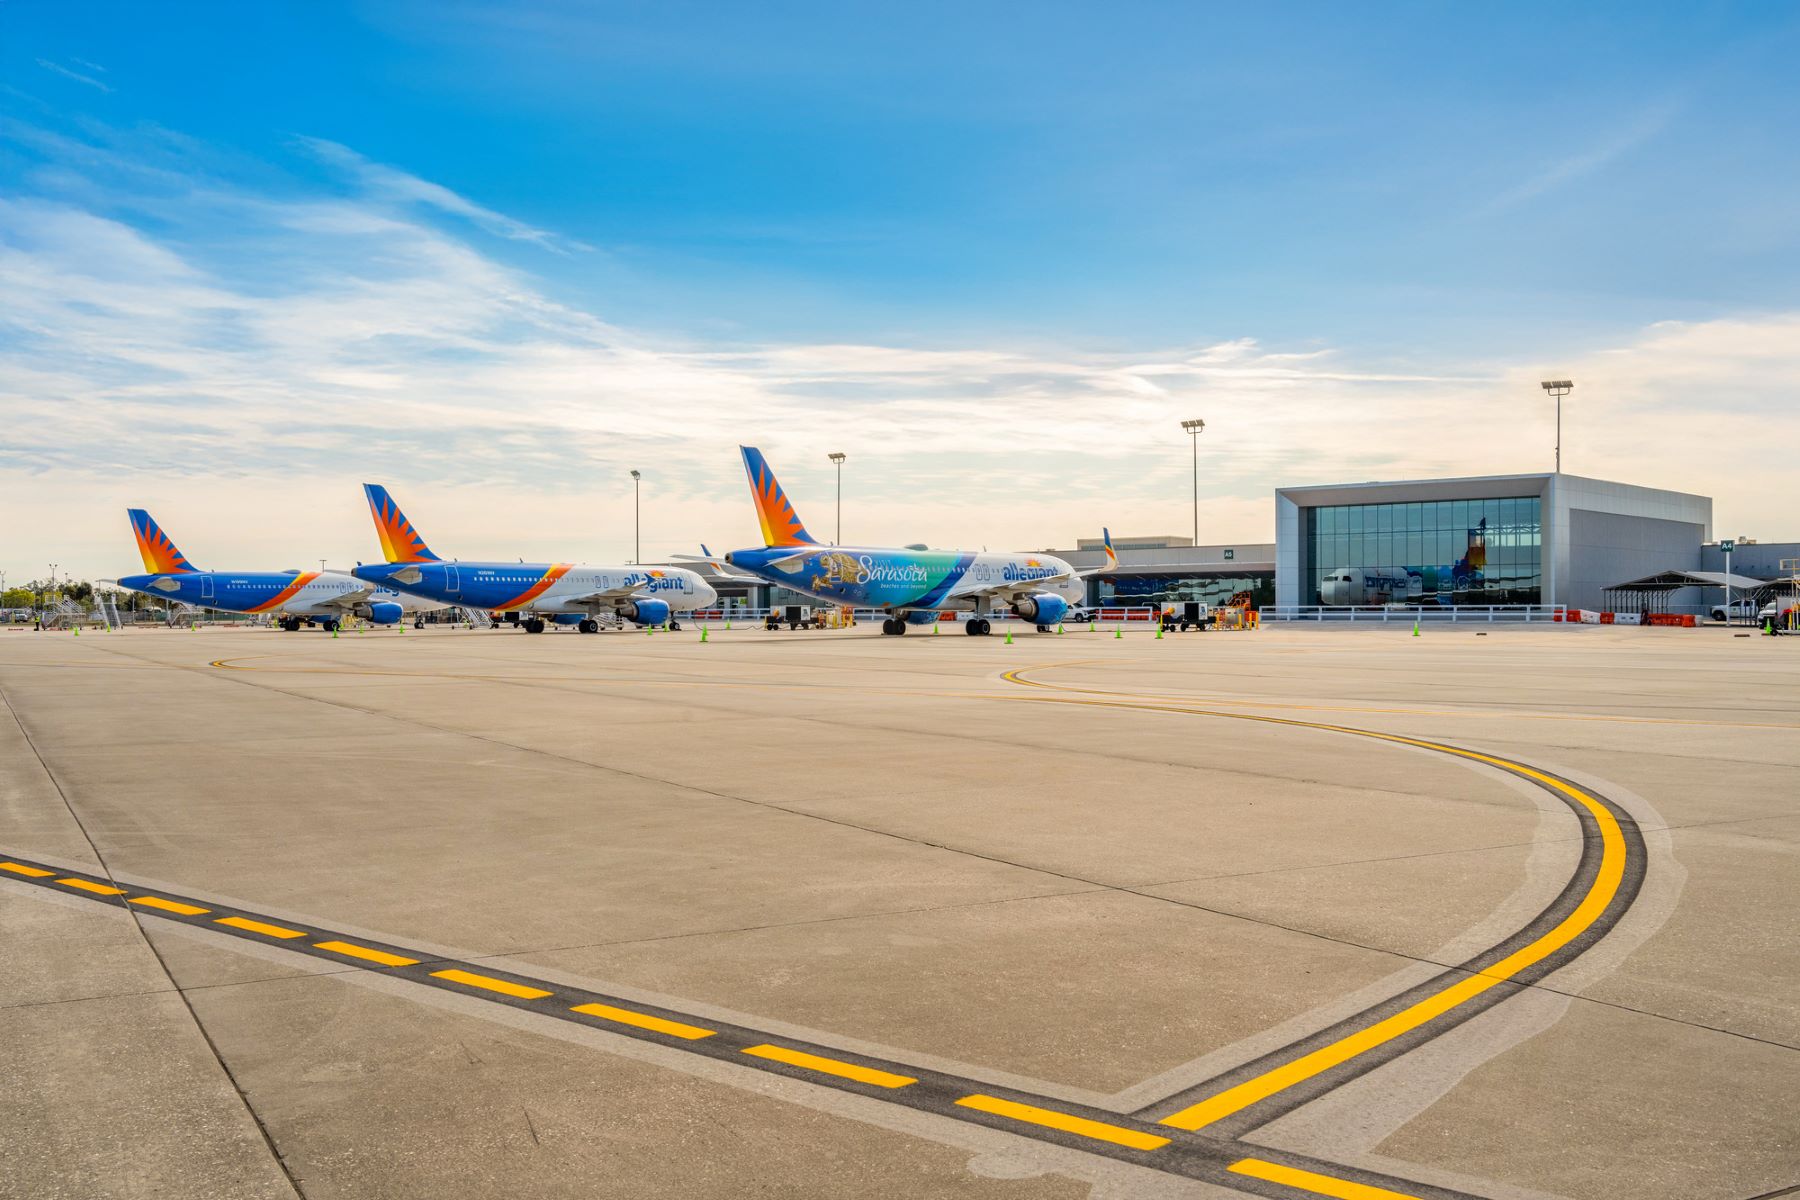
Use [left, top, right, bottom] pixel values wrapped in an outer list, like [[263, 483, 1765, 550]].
[[562, 584, 653, 605], [311, 585, 378, 612], [938, 570, 1079, 607]]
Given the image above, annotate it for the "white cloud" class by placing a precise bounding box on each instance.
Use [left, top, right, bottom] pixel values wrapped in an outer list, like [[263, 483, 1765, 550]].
[[1, 119, 1796, 578], [295, 136, 587, 254], [35, 60, 112, 94]]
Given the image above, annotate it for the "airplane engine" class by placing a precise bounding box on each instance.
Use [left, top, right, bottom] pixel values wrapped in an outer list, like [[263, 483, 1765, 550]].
[[365, 601, 404, 625], [1010, 593, 1069, 626], [618, 597, 672, 627]]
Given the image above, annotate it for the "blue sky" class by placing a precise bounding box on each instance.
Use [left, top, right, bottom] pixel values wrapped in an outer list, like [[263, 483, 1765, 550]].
[[5, 3, 1800, 574]]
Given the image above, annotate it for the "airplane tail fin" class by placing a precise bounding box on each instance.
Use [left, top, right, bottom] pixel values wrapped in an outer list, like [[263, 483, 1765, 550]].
[[363, 484, 442, 564], [739, 447, 818, 548], [128, 509, 199, 574], [1079, 527, 1118, 578]]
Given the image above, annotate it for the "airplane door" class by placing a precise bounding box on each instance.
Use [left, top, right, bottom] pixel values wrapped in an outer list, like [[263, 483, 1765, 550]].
[[445, 565, 460, 593], [199, 576, 214, 601]]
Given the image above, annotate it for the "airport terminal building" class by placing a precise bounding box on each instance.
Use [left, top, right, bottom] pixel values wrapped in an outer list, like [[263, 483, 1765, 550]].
[[1274, 472, 1712, 611]]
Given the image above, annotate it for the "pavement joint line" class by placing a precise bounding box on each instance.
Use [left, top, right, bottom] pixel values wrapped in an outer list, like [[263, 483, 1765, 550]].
[[1229, 1158, 1424, 1199]]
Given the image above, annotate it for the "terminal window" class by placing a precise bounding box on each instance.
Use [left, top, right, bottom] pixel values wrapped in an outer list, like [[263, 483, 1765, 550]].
[[1301, 496, 1541, 606]]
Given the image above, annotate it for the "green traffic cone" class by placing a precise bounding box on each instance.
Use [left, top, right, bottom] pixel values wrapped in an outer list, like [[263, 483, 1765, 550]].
[[1089, 621, 1096, 632], [700, 626, 709, 642], [1766, 619, 1774, 635], [1057, 623, 1065, 635], [332, 628, 338, 639], [1155, 626, 1163, 640], [73, 627, 79, 636], [1114, 627, 1123, 639], [933, 621, 939, 634], [725, 620, 732, 630], [1412, 619, 1421, 637], [1004, 628, 1013, 644]]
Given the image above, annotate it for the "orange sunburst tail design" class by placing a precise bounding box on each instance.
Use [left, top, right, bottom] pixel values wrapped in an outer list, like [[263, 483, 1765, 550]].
[[739, 447, 818, 548], [127, 509, 199, 574], [363, 484, 442, 564]]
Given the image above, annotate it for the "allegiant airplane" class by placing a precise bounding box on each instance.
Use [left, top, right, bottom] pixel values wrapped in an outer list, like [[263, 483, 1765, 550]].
[[350, 484, 717, 633], [116, 510, 443, 631], [717, 447, 1114, 635]]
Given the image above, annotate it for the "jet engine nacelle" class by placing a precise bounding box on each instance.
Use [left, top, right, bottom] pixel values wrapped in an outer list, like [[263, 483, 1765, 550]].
[[1010, 592, 1069, 626], [618, 597, 672, 627], [365, 601, 404, 625]]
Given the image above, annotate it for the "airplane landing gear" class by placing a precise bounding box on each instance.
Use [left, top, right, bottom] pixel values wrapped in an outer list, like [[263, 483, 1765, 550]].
[[414, 619, 425, 629], [280, 616, 301, 632], [523, 618, 547, 634], [578, 618, 599, 634], [965, 618, 991, 636], [881, 617, 908, 635]]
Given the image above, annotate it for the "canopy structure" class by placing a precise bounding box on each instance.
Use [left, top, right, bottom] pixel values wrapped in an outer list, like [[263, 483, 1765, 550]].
[[1601, 569, 1773, 616]]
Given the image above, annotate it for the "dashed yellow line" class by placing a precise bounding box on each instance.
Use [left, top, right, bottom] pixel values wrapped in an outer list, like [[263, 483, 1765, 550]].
[[315, 940, 418, 967], [57, 877, 125, 896], [571, 1002, 715, 1040], [954, 1095, 1170, 1151], [130, 895, 210, 916], [742, 1044, 916, 1088], [1, 861, 56, 878], [1229, 1158, 1423, 1199], [215, 915, 307, 939], [431, 968, 552, 999]]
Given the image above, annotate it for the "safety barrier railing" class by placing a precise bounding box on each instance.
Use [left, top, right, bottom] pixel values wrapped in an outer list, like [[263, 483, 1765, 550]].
[[1262, 605, 1566, 623]]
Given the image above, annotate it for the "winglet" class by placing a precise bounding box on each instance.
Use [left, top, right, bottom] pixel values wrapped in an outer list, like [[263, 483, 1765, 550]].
[[128, 509, 200, 574], [363, 484, 441, 564], [739, 447, 818, 548], [1102, 527, 1117, 571]]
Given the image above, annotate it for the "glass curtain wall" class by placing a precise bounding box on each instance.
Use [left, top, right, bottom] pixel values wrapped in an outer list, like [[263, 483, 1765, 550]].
[[1301, 497, 1541, 605]]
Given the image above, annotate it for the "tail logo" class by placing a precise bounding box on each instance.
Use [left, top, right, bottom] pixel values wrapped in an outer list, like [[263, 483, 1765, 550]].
[[128, 509, 198, 574], [364, 484, 441, 564], [740, 447, 817, 547]]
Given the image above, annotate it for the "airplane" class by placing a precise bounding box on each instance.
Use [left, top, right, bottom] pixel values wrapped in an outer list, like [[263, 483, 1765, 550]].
[[350, 484, 718, 633], [115, 509, 445, 631], [714, 446, 1113, 635]]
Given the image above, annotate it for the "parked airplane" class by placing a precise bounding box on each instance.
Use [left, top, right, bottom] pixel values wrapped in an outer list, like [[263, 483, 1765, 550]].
[[1318, 517, 1490, 606], [116, 509, 443, 631], [716, 447, 1111, 635], [351, 484, 717, 633]]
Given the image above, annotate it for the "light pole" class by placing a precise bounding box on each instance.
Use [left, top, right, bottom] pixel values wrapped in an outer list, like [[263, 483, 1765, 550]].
[[1540, 381, 1573, 473], [828, 452, 846, 544], [1180, 419, 1206, 547], [629, 470, 641, 564], [1721, 538, 1735, 624]]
